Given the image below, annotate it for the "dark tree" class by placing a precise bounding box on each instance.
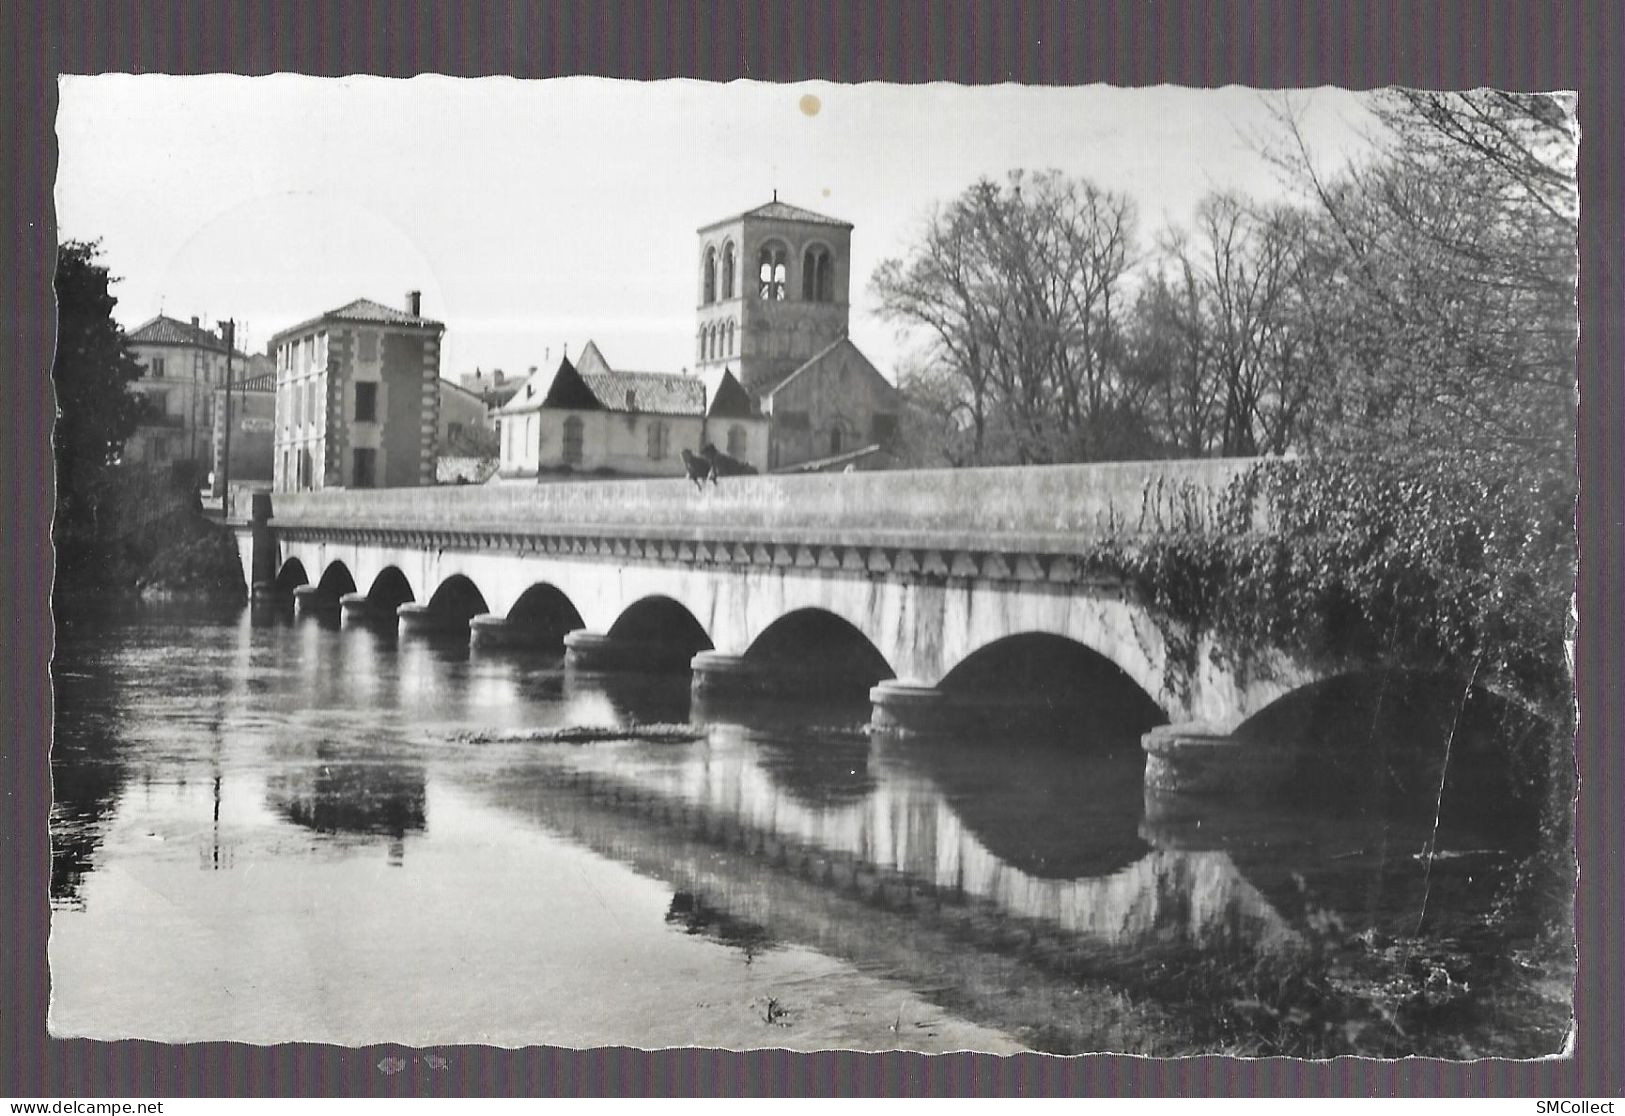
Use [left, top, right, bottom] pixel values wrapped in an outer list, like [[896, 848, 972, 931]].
[[872, 171, 1141, 465], [53, 240, 148, 570], [1267, 90, 1578, 476]]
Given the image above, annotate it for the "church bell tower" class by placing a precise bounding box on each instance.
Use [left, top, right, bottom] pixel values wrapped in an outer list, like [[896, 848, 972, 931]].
[[693, 195, 854, 397]]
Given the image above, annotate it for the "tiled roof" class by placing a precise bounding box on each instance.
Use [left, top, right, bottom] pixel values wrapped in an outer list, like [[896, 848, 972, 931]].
[[759, 336, 894, 401], [581, 370, 706, 416], [701, 199, 852, 232], [129, 314, 242, 354], [233, 371, 277, 392], [270, 297, 443, 346], [325, 297, 443, 327]]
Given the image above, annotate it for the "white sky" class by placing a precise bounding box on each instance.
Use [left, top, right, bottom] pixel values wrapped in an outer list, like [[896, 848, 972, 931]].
[[56, 75, 1377, 379]]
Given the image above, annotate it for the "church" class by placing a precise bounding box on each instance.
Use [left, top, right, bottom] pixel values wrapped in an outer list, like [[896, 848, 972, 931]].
[[694, 196, 902, 471], [495, 196, 902, 480]]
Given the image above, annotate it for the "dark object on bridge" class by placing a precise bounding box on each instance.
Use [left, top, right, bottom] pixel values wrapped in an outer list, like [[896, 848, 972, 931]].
[[680, 448, 717, 490], [700, 442, 759, 478]]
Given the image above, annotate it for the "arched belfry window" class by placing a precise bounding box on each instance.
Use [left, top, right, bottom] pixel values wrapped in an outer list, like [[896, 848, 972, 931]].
[[725, 319, 735, 356], [721, 242, 736, 299], [758, 242, 788, 301], [803, 246, 834, 302], [702, 246, 718, 304]]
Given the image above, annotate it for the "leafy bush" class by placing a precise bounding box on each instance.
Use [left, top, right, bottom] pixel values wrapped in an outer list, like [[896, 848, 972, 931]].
[[1083, 454, 1575, 722]]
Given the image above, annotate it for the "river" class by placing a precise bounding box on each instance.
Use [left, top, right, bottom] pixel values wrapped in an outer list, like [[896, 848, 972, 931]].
[[47, 600, 1571, 1056]]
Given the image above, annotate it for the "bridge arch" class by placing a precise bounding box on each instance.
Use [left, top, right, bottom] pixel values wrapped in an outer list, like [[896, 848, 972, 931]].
[[365, 567, 415, 613], [744, 608, 896, 698], [506, 582, 587, 647], [273, 557, 310, 593], [314, 561, 357, 600], [422, 574, 490, 626], [609, 595, 714, 657], [1231, 667, 1561, 834], [923, 587, 1178, 722], [938, 632, 1166, 742]]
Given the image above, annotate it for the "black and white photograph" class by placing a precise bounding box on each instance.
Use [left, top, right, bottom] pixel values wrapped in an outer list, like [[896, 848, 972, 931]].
[[48, 74, 1578, 1058]]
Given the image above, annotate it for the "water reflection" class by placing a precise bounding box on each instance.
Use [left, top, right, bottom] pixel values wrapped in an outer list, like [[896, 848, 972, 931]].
[[265, 745, 427, 857], [49, 600, 1559, 1054]]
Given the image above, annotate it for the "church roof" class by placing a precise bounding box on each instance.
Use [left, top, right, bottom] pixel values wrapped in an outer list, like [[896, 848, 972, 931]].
[[581, 370, 707, 416], [700, 198, 853, 232], [756, 336, 895, 401]]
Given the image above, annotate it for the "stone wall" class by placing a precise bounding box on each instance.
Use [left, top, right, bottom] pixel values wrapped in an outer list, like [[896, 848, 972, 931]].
[[270, 457, 1271, 553]]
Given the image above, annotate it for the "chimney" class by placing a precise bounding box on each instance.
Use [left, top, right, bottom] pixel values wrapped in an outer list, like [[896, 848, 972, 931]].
[[405, 290, 422, 317], [191, 316, 200, 329]]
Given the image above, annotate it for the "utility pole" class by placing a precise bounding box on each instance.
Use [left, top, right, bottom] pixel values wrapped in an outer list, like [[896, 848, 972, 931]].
[[222, 320, 235, 517]]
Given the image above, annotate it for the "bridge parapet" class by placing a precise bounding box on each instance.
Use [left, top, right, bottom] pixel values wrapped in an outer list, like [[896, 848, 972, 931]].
[[269, 457, 1271, 556]]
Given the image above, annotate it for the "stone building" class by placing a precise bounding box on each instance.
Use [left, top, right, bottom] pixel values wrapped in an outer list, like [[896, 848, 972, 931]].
[[436, 379, 500, 485], [209, 369, 276, 498], [126, 314, 255, 473], [494, 341, 766, 480], [269, 292, 444, 492], [693, 197, 902, 470]]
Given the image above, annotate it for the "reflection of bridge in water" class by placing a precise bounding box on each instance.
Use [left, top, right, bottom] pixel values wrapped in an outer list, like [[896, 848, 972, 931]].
[[468, 721, 1340, 1051]]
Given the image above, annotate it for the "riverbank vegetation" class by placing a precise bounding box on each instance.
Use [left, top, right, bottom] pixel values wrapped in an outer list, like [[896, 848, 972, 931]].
[[53, 241, 245, 602], [876, 88, 1577, 1043]]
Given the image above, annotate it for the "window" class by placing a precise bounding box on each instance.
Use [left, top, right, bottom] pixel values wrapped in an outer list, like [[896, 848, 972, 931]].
[[355, 381, 378, 424], [152, 436, 168, 461], [829, 425, 845, 456], [725, 320, 735, 356], [303, 336, 315, 369], [562, 415, 584, 465], [150, 357, 166, 378], [448, 421, 463, 442], [727, 424, 747, 458], [721, 241, 736, 299], [647, 420, 670, 460], [758, 242, 787, 300], [803, 246, 834, 302], [702, 246, 717, 304], [358, 330, 379, 363], [352, 448, 377, 489]]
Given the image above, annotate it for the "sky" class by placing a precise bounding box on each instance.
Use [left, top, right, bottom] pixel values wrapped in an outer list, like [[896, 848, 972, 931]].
[[56, 76, 1378, 381]]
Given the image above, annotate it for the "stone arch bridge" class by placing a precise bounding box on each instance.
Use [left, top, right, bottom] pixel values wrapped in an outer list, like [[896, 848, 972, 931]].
[[239, 460, 1332, 782]]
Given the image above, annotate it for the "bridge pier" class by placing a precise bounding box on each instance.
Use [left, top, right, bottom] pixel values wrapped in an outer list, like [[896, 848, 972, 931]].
[[688, 651, 765, 699], [868, 680, 958, 736], [397, 602, 468, 637], [248, 492, 280, 602], [468, 613, 540, 651], [563, 631, 699, 672], [339, 592, 392, 623], [292, 584, 339, 615], [1140, 723, 1292, 797]]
